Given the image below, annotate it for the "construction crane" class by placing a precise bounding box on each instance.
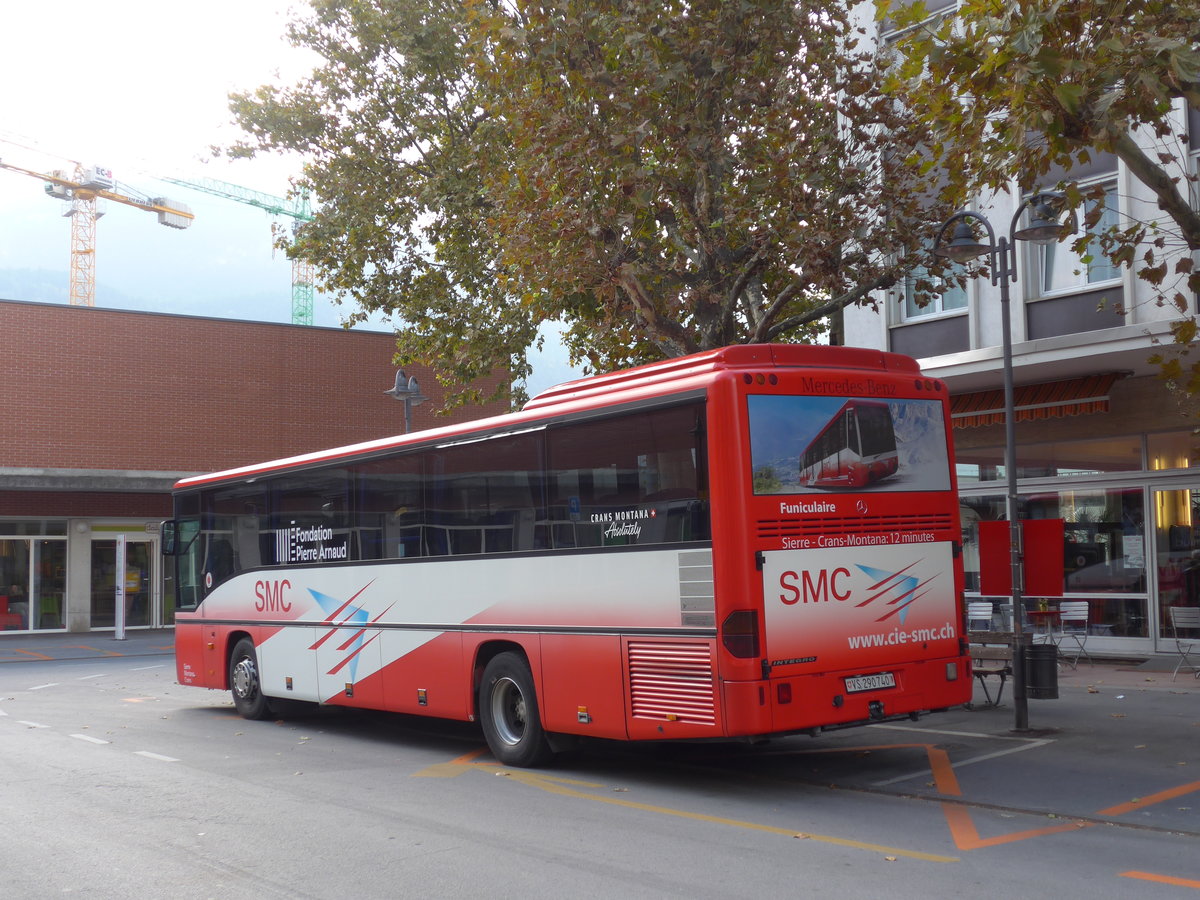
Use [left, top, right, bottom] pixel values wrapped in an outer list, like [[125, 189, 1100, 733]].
[[0, 158, 193, 307], [160, 175, 316, 325]]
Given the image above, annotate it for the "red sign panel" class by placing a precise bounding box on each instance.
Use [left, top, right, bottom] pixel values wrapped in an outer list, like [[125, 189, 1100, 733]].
[[978, 519, 1064, 597]]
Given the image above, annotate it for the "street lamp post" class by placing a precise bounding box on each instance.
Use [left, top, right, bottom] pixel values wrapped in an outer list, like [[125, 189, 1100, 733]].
[[384, 369, 429, 434], [934, 194, 1070, 732]]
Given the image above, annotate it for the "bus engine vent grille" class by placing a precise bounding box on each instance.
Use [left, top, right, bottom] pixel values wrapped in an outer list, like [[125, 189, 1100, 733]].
[[627, 641, 716, 725], [757, 513, 953, 539]]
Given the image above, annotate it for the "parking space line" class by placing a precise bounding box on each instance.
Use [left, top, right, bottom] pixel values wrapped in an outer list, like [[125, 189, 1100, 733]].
[[1121, 871, 1200, 890], [1097, 782, 1200, 817], [72, 734, 110, 745], [418, 751, 958, 863], [135, 751, 179, 762], [873, 739, 1052, 787]]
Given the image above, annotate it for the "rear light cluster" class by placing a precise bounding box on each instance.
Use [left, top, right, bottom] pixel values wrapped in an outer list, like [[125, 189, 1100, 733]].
[[742, 373, 779, 386], [721, 609, 760, 658]]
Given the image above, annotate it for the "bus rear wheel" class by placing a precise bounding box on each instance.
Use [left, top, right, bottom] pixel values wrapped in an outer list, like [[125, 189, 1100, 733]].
[[229, 638, 272, 720], [480, 653, 553, 767]]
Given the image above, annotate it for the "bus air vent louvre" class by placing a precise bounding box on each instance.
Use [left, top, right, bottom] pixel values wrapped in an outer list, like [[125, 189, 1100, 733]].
[[757, 513, 953, 538], [627, 641, 717, 725]]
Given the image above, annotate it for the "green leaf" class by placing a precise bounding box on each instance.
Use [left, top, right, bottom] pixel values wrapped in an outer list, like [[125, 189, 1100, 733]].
[[1053, 83, 1086, 115]]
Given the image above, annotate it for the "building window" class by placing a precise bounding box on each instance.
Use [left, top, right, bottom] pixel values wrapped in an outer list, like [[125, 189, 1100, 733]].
[[1039, 180, 1120, 294], [901, 264, 968, 321]]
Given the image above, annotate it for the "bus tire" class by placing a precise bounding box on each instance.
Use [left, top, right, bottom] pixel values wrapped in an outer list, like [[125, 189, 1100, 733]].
[[479, 652, 553, 767], [229, 638, 272, 720]]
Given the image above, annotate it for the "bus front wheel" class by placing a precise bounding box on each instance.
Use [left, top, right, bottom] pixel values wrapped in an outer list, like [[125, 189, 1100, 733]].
[[229, 638, 272, 720], [479, 653, 553, 767]]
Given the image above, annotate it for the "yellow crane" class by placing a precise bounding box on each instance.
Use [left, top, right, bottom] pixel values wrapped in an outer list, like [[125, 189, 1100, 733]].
[[0, 157, 193, 307]]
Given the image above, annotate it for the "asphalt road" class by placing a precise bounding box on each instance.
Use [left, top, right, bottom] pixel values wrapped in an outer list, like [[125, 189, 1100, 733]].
[[1, 646, 1198, 898]]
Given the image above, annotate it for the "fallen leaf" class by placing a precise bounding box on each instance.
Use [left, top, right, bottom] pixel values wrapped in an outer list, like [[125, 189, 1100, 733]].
[[794, 833, 810, 840], [884, 856, 897, 862], [1111, 713, 1126, 718]]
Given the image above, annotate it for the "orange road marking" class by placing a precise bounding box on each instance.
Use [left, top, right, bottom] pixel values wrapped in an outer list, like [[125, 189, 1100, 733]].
[[413, 747, 493, 778], [67, 645, 123, 657], [1121, 871, 1200, 890], [940, 802, 1088, 850], [1097, 781, 1200, 817], [10, 650, 52, 660], [498, 766, 957, 862], [423, 740, 1200, 855]]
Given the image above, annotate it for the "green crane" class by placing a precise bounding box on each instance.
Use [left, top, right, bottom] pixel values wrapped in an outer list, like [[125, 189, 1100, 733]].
[[161, 175, 316, 326]]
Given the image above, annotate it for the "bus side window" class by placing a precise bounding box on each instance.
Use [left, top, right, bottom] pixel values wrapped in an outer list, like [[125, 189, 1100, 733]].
[[208, 538, 234, 586], [547, 402, 709, 548]]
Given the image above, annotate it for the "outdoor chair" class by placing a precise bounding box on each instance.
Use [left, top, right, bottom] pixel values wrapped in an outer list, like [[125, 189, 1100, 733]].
[[1168, 606, 1200, 682], [1054, 601, 1093, 668], [967, 601, 994, 633]]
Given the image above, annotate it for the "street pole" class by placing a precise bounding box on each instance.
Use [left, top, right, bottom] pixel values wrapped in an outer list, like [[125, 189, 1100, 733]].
[[996, 236, 1029, 731], [934, 195, 1070, 733]]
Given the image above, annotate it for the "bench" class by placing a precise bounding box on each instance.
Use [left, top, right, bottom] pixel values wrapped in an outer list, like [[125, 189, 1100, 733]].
[[968, 631, 1015, 708]]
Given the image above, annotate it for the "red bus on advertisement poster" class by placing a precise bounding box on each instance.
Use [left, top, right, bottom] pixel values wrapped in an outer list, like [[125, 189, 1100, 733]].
[[163, 344, 971, 766]]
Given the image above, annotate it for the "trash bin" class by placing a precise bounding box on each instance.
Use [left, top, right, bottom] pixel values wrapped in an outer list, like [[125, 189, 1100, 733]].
[[1024, 643, 1059, 700]]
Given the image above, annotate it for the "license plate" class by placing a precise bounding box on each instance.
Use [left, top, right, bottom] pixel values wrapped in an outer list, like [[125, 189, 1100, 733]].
[[845, 672, 896, 693]]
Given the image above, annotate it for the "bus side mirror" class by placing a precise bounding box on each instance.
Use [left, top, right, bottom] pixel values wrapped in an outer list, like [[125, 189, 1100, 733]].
[[161, 521, 178, 556]]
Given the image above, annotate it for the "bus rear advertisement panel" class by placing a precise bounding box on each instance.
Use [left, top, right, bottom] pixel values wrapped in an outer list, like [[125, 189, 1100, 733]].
[[762, 542, 959, 674]]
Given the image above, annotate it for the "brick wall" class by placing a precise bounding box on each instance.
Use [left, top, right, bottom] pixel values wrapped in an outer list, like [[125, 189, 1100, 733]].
[[0, 300, 509, 476]]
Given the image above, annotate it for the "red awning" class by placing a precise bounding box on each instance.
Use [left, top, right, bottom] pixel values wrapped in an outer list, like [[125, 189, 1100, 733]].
[[950, 373, 1122, 429]]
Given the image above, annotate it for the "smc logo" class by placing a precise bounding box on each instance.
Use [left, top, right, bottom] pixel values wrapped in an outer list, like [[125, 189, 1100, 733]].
[[779, 568, 851, 605], [254, 579, 292, 613]]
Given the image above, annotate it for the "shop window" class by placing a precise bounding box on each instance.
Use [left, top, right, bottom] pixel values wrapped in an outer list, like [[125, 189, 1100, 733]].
[[955, 434, 1141, 482], [1148, 430, 1200, 471], [963, 487, 1148, 638], [0, 535, 66, 631], [1155, 487, 1200, 638]]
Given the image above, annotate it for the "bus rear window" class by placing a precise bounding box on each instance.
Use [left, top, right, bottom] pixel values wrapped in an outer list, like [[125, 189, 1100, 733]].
[[748, 395, 951, 494]]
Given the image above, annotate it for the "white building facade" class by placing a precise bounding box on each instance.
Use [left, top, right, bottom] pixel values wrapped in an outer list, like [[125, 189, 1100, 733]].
[[845, 34, 1200, 657]]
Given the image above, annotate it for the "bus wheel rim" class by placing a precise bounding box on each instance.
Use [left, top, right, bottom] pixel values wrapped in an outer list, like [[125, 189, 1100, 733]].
[[491, 676, 526, 746], [233, 657, 257, 699]]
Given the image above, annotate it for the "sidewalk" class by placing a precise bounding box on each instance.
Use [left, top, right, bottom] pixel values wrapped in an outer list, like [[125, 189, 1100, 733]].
[[1, 627, 1195, 689], [0, 628, 175, 663]]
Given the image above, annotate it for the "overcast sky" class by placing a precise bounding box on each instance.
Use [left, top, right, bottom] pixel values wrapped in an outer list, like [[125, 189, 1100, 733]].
[[0, 0, 580, 395]]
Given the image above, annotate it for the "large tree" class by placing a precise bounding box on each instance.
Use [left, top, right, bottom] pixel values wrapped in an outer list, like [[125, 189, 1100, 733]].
[[882, 0, 1200, 389], [228, 0, 950, 407]]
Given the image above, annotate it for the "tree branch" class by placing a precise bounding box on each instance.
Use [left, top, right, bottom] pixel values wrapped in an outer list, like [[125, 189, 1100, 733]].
[[762, 272, 896, 341], [1111, 130, 1200, 251]]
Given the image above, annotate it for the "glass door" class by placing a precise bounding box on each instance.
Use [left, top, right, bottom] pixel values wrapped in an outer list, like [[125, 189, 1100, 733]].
[[90, 537, 157, 629], [1153, 487, 1200, 651]]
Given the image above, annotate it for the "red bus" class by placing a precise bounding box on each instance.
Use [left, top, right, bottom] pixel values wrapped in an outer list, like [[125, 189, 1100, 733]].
[[164, 344, 971, 766], [798, 398, 899, 489]]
